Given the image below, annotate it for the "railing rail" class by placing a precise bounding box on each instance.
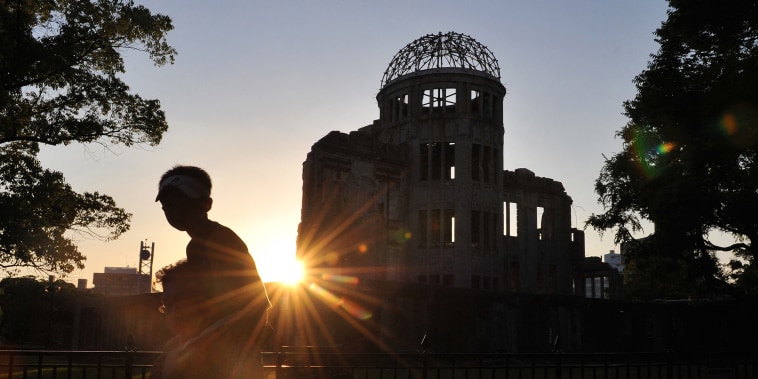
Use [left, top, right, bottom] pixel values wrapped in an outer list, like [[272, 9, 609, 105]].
[[0, 350, 160, 379], [261, 351, 758, 379], [0, 350, 756, 379]]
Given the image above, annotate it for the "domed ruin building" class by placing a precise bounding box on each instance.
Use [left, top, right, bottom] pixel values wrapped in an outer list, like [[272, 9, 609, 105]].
[[297, 32, 585, 296]]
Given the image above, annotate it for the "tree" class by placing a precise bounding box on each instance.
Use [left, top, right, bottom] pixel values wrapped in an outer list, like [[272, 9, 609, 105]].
[[588, 0, 758, 299], [0, 0, 176, 275]]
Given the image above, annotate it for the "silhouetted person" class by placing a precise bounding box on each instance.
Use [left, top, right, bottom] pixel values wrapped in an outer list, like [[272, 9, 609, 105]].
[[151, 260, 266, 378], [154, 165, 271, 378]]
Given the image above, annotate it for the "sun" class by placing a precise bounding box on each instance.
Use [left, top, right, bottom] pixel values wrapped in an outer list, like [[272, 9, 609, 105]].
[[252, 239, 305, 286]]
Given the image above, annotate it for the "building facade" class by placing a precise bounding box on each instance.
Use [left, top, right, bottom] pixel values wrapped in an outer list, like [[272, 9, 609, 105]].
[[92, 267, 151, 296], [297, 32, 584, 296]]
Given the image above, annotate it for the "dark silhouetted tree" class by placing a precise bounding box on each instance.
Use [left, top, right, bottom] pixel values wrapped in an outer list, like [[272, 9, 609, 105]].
[[0, 0, 176, 275], [588, 0, 758, 299]]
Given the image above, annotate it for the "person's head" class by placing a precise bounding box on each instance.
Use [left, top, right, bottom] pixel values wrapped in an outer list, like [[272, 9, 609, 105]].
[[155, 165, 213, 231], [156, 260, 215, 336]]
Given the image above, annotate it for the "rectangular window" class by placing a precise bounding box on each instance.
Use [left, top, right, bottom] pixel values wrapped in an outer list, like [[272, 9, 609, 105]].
[[483, 211, 494, 249], [419, 144, 429, 181], [471, 89, 481, 115], [483, 92, 493, 118], [548, 265, 556, 291], [443, 274, 454, 287], [471, 210, 481, 247], [444, 142, 455, 180], [509, 262, 520, 291], [472, 144, 481, 181], [492, 148, 499, 183], [443, 209, 455, 246], [471, 275, 481, 289], [421, 142, 454, 181], [483, 145, 492, 183], [400, 94, 409, 118], [504, 202, 518, 236], [431, 209, 441, 246], [594, 277, 603, 298], [393, 94, 409, 121], [537, 206, 544, 240], [423, 88, 456, 113], [420, 209, 454, 247], [431, 143, 442, 180], [444, 88, 456, 113], [418, 210, 428, 247]]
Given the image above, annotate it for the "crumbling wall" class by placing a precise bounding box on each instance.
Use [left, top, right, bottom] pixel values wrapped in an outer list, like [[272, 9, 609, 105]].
[[503, 168, 577, 295]]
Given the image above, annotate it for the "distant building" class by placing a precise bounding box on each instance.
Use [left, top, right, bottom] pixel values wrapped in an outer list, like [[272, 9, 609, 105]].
[[604, 249, 624, 273], [92, 267, 151, 295], [297, 32, 585, 296], [581, 256, 623, 299]]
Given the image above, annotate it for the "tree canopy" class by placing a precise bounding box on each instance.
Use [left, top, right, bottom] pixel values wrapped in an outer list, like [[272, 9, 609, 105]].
[[0, 0, 175, 275], [588, 0, 758, 299]]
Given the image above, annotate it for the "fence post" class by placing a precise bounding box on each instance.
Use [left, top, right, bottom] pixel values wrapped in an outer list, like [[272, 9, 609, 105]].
[[422, 352, 428, 379], [276, 351, 283, 379], [124, 334, 136, 379]]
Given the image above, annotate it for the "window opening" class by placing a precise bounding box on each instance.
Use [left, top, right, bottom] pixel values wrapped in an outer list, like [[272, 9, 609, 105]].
[[421, 142, 455, 181], [483, 146, 492, 183], [471, 275, 481, 289], [443, 275, 454, 287], [430, 210, 441, 247], [483, 92, 493, 118], [443, 210, 455, 246], [444, 142, 455, 180], [471, 210, 481, 247], [472, 144, 481, 181], [483, 211, 494, 249], [537, 206, 544, 240], [420, 144, 429, 181], [471, 89, 481, 115], [509, 262, 520, 291], [393, 94, 409, 121], [422, 88, 456, 113], [504, 202, 518, 236], [418, 210, 428, 247]]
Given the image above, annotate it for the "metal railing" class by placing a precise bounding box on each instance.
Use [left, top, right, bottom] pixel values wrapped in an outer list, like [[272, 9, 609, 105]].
[[261, 350, 758, 379], [0, 350, 160, 379], [1, 349, 756, 379]]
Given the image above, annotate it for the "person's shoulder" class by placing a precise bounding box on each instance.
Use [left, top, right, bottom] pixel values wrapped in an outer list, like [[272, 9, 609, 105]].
[[206, 221, 248, 249]]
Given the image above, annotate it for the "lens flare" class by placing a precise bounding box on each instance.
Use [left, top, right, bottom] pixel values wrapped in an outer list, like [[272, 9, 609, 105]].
[[656, 142, 675, 154], [719, 106, 758, 149], [308, 283, 372, 320], [322, 273, 360, 284], [628, 126, 675, 179], [721, 113, 738, 135]]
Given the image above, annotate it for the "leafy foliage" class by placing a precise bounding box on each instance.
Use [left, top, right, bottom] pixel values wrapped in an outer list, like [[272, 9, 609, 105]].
[[0, 276, 76, 347], [0, 0, 176, 275], [588, 0, 758, 299]]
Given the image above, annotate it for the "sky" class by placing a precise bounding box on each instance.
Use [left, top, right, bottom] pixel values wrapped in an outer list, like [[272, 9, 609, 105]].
[[35, 1, 671, 286]]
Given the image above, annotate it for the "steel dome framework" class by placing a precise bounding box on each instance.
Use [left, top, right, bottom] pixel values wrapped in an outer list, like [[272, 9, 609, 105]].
[[381, 31, 501, 87]]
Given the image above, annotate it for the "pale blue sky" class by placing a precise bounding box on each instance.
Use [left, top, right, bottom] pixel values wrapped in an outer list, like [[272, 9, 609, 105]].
[[37, 1, 670, 284]]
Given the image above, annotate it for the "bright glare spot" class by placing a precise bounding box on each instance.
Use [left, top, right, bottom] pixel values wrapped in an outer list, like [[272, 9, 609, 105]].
[[253, 238, 304, 285]]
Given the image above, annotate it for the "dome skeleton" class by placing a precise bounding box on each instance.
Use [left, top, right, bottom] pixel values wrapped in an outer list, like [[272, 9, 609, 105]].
[[381, 32, 501, 87]]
